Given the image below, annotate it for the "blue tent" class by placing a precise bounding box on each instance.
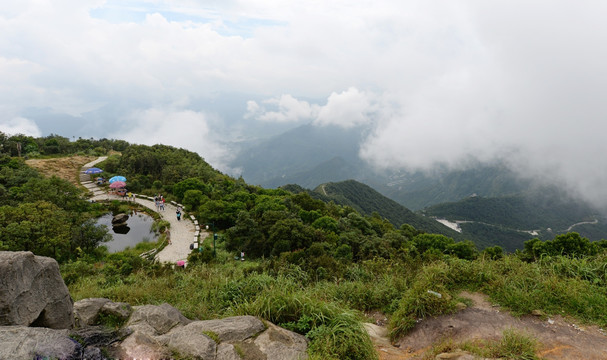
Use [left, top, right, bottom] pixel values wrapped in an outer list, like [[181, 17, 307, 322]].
[[84, 167, 103, 174]]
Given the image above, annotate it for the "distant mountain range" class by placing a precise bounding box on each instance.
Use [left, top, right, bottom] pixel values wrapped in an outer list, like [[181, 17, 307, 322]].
[[231, 123, 607, 250]]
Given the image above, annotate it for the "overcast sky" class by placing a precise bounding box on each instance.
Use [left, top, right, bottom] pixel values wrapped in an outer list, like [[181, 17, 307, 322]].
[[2, 1, 607, 206]]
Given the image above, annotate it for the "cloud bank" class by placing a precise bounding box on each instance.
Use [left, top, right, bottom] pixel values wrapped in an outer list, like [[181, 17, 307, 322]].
[[2, 1, 607, 206]]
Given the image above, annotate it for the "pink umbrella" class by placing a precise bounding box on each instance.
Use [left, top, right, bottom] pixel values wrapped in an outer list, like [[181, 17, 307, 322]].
[[109, 181, 126, 188]]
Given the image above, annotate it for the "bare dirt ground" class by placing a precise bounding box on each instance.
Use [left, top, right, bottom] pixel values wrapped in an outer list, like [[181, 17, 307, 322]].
[[25, 155, 96, 185], [368, 291, 607, 359]]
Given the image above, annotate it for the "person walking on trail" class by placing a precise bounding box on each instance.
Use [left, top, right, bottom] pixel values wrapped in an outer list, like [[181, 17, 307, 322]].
[[176, 209, 181, 221]]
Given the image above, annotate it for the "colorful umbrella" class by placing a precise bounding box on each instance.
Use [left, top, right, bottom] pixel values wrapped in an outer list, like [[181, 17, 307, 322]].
[[109, 176, 126, 183], [109, 181, 126, 188], [84, 167, 103, 174]]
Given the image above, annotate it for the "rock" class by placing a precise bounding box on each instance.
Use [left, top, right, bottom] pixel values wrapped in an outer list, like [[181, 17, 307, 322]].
[[0, 251, 74, 329], [216, 343, 242, 360], [117, 331, 171, 360], [253, 321, 309, 360], [101, 300, 133, 322], [194, 315, 266, 342], [112, 213, 129, 225], [71, 324, 130, 349], [159, 322, 217, 359], [126, 303, 191, 336], [0, 326, 81, 360], [74, 298, 111, 327]]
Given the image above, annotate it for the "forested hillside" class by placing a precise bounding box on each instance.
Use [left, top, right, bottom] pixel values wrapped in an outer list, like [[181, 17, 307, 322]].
[[5, 131, 607, 359], [311, 180, 464, 241]]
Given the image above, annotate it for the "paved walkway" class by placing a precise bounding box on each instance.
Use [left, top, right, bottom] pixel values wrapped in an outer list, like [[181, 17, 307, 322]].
[[81, 158, 202, 264]]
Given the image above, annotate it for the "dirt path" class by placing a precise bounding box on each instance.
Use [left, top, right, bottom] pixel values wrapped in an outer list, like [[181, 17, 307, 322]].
[[82, 158, 200, 264], [367, 291, 607, 359]]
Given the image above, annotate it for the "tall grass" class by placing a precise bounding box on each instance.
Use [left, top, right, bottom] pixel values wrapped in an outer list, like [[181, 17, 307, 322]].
[[66, 246, 607, 359]]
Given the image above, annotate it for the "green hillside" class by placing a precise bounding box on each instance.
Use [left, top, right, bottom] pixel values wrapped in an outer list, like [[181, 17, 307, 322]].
[[312, 180, 464, 240], [7, 132, 607, 359], [422, 193, 607, 251]]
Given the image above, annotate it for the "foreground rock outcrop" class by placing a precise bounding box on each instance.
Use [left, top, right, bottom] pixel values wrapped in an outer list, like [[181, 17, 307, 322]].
[[0, 251, 308, 359], [0, 251, 74, 329], [113, 303, 308, 359]]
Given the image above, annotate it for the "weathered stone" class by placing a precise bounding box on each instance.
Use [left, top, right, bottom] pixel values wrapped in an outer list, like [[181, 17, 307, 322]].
[[126, 303, 190, 336], [253, 321, 309, 360], [112, 213, 129, 225], [216, 343, 242, 360], [74, 298, 111, 327], [83, 346, 106, 360], [160, 322, 217, 359], [117, 331, 171, 360], [71, 324, 129, 349], [0, 326, 80, 360], [195, 315, 266, 342], [101, 300, 133, 321], [0, 251, 74, 329]]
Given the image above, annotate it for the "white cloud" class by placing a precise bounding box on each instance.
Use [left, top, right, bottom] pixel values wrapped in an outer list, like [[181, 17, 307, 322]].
[[2, 0, 607, 207], [245, 95, 319, 123], [0, 117, 42, 137], [110, 108, 234, 172], [314, 87, 376, 128]]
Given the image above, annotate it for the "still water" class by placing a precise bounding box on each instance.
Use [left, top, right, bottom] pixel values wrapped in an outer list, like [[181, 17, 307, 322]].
[[96, 212, 158, 253]]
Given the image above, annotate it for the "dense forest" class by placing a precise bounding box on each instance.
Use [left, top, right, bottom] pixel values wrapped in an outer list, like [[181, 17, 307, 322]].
[[3, 131, 607, 359]]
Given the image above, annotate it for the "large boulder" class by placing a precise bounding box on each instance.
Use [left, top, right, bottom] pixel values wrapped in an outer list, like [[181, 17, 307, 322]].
[[74, 298, 133, 328], [74, 298, 111, 327], [125, 303, 191, 336], [193, 315, 266, 342], [0, 326, 81, 360], [116, 303, 191, 358], [111, 213, 129, 226], [252, 321, 309, 360], [0, 251, 74, 329], [117, 306, 308, 360]]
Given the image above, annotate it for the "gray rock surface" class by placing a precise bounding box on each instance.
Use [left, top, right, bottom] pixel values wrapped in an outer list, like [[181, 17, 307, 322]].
[[117, 331, 171, 360], [74, 298, 133, 328], [111, 213, 129, 225], [0, 251, 74, 329], [216, 343, 242, 360], [74, 298, 111, 327], [195, 315, 266, 342], [126, 303, 191, 336], [160, 323, 217, 359], [101, 300, 133, 321], [253, 321, 309, 360], [0, 326, 80, 360]]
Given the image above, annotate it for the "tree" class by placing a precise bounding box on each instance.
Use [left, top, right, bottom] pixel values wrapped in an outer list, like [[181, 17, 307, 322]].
[[268, 219, 316, 257]]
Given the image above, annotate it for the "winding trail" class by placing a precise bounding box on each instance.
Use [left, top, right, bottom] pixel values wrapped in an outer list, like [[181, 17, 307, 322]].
[[81, 157, 203, 264]]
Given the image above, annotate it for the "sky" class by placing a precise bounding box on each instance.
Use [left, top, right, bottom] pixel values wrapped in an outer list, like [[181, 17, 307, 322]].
[[2, 1, 607, 206]]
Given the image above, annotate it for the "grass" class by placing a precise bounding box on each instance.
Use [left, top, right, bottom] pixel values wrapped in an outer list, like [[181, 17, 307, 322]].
[[424, 328, 539, 360], [65, 248, 607, 360], [202, 330, 220, 343]]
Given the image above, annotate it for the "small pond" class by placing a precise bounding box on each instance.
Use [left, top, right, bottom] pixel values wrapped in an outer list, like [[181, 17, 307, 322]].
[[96, 212, 158, 253]]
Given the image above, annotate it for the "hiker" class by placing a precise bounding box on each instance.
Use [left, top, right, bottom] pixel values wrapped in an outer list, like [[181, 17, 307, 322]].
[[176, 209, 181, 221]]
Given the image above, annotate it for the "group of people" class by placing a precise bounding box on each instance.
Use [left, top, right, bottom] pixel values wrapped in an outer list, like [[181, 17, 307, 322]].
[[154, 194, 165, 211]]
